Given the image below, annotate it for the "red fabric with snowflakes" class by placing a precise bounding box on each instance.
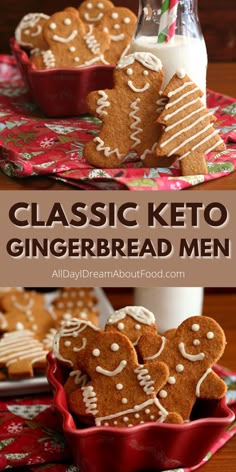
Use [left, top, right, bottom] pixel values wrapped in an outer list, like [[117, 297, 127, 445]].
[[0, 55, 236, 190]]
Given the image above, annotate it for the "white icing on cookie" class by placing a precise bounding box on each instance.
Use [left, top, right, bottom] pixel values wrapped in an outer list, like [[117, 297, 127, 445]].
[[96, 359, 127, 376], [108, 306, 156, 326], [144, 336, 166, 360], [134, 365, 155, 394], [117, 52, 162, 73], [196, 368, 212, 396], [178, 342, 205, 361], [52, 30, 78, 43], [94, 137, 123, 160]]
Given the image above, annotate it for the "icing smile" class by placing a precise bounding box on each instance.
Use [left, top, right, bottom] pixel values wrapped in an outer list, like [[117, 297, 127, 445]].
[[52, 30, 78, 43], [84, 12, 103, 22], [128, 80, 150, 93], [73, 337, 87, 352], [31, 25, 42, 37], [96, 359, 127, 376], [178, 342, 205, 361], [110, 33, 125, 41]]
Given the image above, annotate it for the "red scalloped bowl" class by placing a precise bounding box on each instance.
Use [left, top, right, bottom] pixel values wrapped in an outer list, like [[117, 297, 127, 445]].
[[47, 352, 235, 472], [10, 37, 114, 117]]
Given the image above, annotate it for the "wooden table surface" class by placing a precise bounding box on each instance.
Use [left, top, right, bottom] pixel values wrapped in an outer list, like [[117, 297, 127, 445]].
[[0, 62, 235, 191], [104, 288, 236, 472]]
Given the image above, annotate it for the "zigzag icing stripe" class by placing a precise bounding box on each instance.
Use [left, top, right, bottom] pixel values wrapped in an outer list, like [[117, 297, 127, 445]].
[[129, 98, 142, 147], [94, 137, 123, 160], [84, 25, 100, 55], [82, 385, 98, 415], [43, 50, 56, 69], [134, 365, 155, 394], [96, 91, 110, 116]]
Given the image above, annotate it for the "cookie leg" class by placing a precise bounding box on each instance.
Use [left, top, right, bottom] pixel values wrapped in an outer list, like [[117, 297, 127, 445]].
[[180, 151, 208, 176], [165, 412, 183, 424], [84, 139, 125, 169]]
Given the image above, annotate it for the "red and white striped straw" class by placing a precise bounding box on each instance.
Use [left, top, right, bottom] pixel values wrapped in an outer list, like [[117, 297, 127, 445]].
[[166, 0, 179, 42]]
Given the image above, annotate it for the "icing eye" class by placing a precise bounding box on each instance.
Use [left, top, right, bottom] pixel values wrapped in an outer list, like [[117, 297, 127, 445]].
[[135, 324, 141, 330], [64, 18, 72, 26], [116, 383, 123, 390], [69, 46, 76, 52], [64, 340, 71, 347], [103, 26, 109, 33], [110, 343, 119, 352], [206, 331, 214, 339], [49, 22, 57, 30], [87, 2, 93, 9], [97, 2, 104, 8], [113, 24, 120, 30], [126, 68, 133, 76], [118, 322, 124, 331], [92, 348, 100, 357], [123, 17, 131, 24], [191, 323, 200, 332], [193, 339, 200, 346], [111, 12, 119, 19], [143, 70, 149, 76], [24, 29, 30, 35]]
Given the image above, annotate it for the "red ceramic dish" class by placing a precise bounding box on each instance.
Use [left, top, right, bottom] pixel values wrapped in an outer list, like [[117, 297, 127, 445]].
[[10, 37, 114, 117], [47, 352, 235, 472]]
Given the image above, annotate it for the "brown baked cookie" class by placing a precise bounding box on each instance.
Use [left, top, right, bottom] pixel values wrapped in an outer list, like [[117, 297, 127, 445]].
[[51, 308, 99, 329], [84, 51, 164, 168], [0, 307, 54, 341], [15, 13, 49, 52], [31, 9, 110, 69], [0, 330, 48, 378], [0, 290, 44, 313], [155, 70, 225, 175], [68, 330, 182, 426], [78, 0, 114, 26], [52, 287, 97, 312], [0, 287, 23, 304], [97, 7, 137, 64], [138, 316, 227, 421], [53, 318, 100, 368], [105, 306, 157, 346]]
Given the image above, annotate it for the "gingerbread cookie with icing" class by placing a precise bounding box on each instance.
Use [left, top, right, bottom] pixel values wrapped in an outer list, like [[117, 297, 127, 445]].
[[0, 330, 48, 379], [0, 307, 54, 341], [0, 290, 44, 313], [15, 13, 49, 52], [84, 51, 164, 168], [137, 315, 227, 420], [53, 318, 100, 369], [78, 0, 114, 26], [105, 306, 157, 346], [68, 330, 182, 426], [155, 70, 225, 175], [97, 6, 137, 64], [31, 9, 110, 69], [52, 287, 97, 312]]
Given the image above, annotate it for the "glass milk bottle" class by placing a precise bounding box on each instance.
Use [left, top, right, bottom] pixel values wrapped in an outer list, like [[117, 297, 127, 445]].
[[134, 287, 204, 333], [130, 0, 208, 100]]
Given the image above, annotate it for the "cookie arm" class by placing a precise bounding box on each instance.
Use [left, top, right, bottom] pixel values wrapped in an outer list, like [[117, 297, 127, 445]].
[[68, 383, 98, 418], [137, 333, 166, 363], [196, 369, 227, 399], [86, 89, 112, 119], [143, 360, 169, 394]]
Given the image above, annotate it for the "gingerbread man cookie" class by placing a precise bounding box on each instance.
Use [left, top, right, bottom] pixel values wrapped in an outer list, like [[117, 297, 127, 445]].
[[0, 290, 45, 313], [138, 316, 227, 420], [31, 9, 110, 69], [97, 7, 137, 64], [0, 307, 54, 341], [68, 330, 182, 426], [52, 288, 97, 312], [78, 0, 114, 25], [15, 13, 49, 52], [105, 306, 157, 346], [84, 52, 164, 168], [0, 330, 48, 379]]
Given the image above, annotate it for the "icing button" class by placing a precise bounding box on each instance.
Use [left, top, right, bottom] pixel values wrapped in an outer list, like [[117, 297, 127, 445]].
[[168, 376, 176, 384], [191, 323, 200, 332], [159, 389, 168, 398], [176, 364, 184, 372], [207, 331, 214, 339]]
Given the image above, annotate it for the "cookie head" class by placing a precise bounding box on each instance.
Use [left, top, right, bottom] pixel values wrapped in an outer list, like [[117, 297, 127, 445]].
[[15, 13, 49, 49], [43, 11, 84, 45], [79, 0, 114, 24], [106, 306, 157, 346], [84, 330, 135, 377], [101, 7, 137, 42], [176, 316, 226, 365], [53, 318, 100, 368], [116, 52, 163, 93]]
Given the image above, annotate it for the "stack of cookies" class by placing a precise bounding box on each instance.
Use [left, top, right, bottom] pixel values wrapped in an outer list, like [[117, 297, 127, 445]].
[[14, 1, 137, 69], [0, 287, 99, 380], [53, 306, 227, 427]]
